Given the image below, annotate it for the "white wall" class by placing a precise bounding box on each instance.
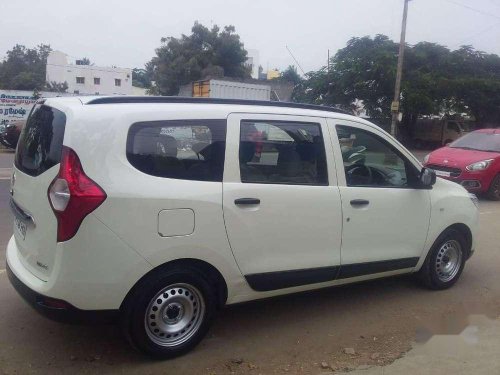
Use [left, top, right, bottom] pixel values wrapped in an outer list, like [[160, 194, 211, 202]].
[[46, 51, 132, 95], [246, 49, 260, 80]]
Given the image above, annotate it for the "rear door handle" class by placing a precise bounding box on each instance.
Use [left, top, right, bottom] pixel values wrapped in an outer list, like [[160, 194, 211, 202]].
[[235, 198, 260, 205], [350, 199, 370, 206]]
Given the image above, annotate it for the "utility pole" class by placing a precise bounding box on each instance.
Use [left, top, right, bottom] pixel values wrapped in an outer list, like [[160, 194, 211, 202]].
[[390, 0, 411, 138], [327, 49, 330, 74]]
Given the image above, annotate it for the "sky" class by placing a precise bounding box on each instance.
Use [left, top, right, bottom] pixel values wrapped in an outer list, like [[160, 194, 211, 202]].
[[1, 0, 500, 74]]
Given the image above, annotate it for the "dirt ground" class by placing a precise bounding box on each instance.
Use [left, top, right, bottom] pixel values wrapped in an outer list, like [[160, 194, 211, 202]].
[[0, 150, 499, 374]]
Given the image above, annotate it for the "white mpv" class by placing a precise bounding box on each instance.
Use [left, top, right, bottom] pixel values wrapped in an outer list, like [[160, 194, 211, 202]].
[[7, 97, 478, 358]]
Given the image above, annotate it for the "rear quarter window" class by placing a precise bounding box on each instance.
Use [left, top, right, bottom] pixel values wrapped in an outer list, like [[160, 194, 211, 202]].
[[126, 119, 227, 182], [15, 104, 66, 177]]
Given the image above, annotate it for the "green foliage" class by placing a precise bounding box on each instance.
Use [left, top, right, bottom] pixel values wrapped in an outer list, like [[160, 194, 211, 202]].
[[45, 81, 68, 93], [76, 57, 91, 65], [298, 35, 500, 124], [147, 22, 250, 95], [276, 66, 304, 102], [0, 44, 52, 90], [132, 68, 152, 88]]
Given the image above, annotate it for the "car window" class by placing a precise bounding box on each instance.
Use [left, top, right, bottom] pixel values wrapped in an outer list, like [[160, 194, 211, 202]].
[[239, 120, 328, 185], [15, 104, 66, 177], [336, 125, 418, 188], [127, 119, 226, 182]]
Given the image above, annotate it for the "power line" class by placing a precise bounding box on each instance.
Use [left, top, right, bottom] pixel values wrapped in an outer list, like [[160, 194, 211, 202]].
[[454, 20, 500, 46], [444, 0, 500, 20], [285, 45, 306, 75]]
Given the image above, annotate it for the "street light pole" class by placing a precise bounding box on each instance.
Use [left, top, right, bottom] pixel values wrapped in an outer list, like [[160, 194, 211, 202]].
[[390, 0, 411, 138]]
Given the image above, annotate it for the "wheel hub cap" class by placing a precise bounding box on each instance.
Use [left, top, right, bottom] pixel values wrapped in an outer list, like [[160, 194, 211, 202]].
[[145, 283, 205, 347], [164, 302, 184, 324], [435, 240, 462, 283]]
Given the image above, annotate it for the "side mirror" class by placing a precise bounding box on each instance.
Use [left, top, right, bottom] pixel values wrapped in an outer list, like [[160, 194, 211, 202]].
[[420, 167, 436, 188]]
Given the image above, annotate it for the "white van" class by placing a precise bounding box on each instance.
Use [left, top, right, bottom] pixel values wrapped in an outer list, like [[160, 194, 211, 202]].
[[7, 97, 478, 358]]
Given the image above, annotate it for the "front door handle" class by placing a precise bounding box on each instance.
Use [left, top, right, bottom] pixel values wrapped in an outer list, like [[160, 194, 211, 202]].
[[235, 198, 260, 205], [350, 199, 369, 206]]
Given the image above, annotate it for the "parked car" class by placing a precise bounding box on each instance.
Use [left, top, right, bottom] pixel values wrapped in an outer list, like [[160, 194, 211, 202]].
[[7, 96, 478, 358], [0, 120, 24, 149], [424, 129, 500, 200], [412, 118, 470, 148]]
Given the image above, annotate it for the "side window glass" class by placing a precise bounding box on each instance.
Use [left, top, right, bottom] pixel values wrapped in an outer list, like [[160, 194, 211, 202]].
[[239, 120, 328, 185], [127, 120, 226, 182], [336, 125, 416, 188]]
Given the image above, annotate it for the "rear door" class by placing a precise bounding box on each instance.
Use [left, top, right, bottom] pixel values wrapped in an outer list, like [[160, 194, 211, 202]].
[[223, 113, 343, 291], [11, 103, 66, 280]]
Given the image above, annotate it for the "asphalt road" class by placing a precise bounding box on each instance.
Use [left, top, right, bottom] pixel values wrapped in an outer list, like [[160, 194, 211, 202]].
[[0, 150, 499, 374]]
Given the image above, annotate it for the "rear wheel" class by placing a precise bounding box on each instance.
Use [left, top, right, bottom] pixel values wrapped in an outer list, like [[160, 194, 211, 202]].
[[418, 229, 467, 290], [121, 267, 216, 358], [487, 174, 500, 201]]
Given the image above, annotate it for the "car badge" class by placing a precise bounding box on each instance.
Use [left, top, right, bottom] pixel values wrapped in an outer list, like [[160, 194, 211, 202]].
[[443, 159, 449, 164]]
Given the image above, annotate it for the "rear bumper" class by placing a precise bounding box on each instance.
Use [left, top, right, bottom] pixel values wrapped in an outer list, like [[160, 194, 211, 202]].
[[6, 261, 118, 324]]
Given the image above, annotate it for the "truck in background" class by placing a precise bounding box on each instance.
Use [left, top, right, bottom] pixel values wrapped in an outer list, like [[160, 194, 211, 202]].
[[179, 79, 272, 101], [411, 117, 471, 149]]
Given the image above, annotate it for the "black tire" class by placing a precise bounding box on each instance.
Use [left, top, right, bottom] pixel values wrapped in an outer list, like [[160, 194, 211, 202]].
[[121, 266, 217, 359], [487, 174, 500, 201], [417, 228, 467, 290]]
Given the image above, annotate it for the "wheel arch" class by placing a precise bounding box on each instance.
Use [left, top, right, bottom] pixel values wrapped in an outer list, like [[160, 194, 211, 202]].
[[446, 223, 473, 256], [422, 223, 473, 264], [120, 258, 228, 312]]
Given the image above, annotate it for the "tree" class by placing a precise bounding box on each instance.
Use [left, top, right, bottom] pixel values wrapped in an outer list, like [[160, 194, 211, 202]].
[[45, 81, 68, 93], [298, 35, 500, 127], [76, 57, 91, 65], [132, 68, 152, 88], [147, 22, 250, 95], [0, 44, 52, 90]]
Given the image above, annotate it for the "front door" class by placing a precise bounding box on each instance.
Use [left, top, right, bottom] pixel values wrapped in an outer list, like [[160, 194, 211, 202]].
[[328, 120, 431, 278], [223, 113, 343, 291]]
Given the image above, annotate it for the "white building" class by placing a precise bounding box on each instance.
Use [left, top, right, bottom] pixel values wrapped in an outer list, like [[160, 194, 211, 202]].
[[245, 49, 260, 80], [46, 51, 132, 95]]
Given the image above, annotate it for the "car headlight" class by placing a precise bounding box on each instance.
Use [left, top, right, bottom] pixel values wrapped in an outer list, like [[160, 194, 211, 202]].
[[466, 159, 494, 171], [469, 193, 479, 208], [423, 154, 430, 164]]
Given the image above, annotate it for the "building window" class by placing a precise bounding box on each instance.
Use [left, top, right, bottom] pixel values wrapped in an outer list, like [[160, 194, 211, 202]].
[[115, 79, 121, 87], [73, 90, 80, 94], [94, 77, 101, 85], [76, 77, 85, 84]]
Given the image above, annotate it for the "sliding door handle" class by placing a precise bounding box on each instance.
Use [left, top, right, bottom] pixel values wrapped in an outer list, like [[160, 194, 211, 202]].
[[350, 199, 370, 206], [235, 198, 261, 205]]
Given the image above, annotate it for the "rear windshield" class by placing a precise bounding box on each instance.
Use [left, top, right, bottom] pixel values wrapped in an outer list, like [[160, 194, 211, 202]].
[[15, 104, 66, 176]]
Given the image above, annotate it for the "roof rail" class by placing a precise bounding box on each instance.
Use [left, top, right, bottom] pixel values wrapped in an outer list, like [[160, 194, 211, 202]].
[[85, 96, 350, 115]]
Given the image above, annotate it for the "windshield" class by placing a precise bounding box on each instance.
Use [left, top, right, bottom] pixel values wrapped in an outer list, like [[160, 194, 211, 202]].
[[449, 131, 500, 152]]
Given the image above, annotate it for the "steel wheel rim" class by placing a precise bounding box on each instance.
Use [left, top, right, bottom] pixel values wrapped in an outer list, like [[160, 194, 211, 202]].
[[435, 240, 462, 283], [145, 283, 205, 347]]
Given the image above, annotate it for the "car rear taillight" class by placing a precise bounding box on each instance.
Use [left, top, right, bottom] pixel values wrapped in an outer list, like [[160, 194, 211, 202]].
[[48, 147, 106, 242]]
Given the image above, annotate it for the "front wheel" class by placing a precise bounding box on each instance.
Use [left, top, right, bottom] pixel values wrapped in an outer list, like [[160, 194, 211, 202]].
[[418, 229, 467, 290], [121, 267, 217, 358], [487, 174, 500, 201]]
